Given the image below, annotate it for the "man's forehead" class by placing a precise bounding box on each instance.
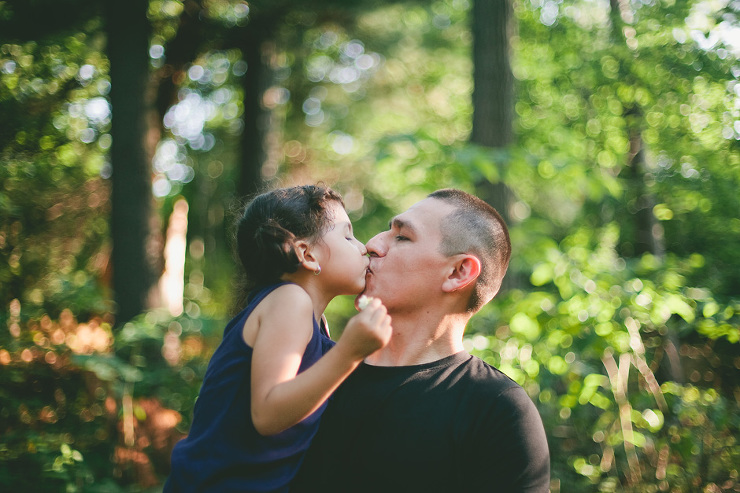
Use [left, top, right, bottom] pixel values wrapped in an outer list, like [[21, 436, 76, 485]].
[[392, 198, 451, 231]]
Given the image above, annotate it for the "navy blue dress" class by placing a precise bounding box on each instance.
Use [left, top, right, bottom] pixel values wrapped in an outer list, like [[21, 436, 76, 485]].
[[165, 282, 335, 492]]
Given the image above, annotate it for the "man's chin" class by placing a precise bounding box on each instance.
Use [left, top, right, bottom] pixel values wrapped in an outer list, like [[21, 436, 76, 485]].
[[354, 287, 378, 309], [359, 283, 375, 299]]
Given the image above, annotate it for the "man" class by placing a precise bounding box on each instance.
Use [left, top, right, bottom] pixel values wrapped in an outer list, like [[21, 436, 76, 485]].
[[292, 189, 550, 492]]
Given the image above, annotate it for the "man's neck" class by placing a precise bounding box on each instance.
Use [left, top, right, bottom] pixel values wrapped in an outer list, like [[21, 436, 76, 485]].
[[364, 312, 468, 367]]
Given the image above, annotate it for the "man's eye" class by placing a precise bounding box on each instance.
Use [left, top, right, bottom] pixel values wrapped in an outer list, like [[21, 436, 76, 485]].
[[395, 235, 409, 241]]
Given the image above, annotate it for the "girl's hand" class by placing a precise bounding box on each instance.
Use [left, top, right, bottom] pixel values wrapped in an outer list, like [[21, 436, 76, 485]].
[[337, 297, 392, 360]]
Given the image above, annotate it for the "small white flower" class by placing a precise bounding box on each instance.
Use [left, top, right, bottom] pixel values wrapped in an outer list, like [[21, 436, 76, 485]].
[[357, 295, 374, 310]]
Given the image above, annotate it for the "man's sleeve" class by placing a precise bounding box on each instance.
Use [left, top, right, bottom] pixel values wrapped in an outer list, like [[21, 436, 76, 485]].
[[465, 386, 550, 492]]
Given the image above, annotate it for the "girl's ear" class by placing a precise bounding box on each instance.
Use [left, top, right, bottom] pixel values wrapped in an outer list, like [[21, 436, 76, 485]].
[[441, 255, 481, 293], [292, 239, 321, 274]]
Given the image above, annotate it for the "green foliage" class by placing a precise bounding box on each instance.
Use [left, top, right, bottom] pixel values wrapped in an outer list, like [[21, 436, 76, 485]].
[[0, 309, 116, 492], [2, 0, 740, 491], [511, 0, 740, 294], [466, 221, 740, 490], [0, 24, 111, 320], [108, 309, 222, 433], [0, 303, 218, 491]]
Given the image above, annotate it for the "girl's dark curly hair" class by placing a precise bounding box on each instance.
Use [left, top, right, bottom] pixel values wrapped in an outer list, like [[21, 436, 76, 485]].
[[231, 185, 344, 311]]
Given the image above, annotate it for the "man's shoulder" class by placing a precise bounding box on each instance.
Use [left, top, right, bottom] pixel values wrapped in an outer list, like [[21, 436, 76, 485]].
[[454, 357, 551, 492], [458, 354, 522, 391], [453, 354, 540, 413]]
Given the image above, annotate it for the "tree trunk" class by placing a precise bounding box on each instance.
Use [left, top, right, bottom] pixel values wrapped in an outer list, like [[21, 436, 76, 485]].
[[105, 0, 154, 325], [238, 24, 273, 200], [608, 0, 666, 259], [470, 0, 517, 290], [626, 119, 665, 258], [155, 0, 205, 127], [471, 0, 514, 149]]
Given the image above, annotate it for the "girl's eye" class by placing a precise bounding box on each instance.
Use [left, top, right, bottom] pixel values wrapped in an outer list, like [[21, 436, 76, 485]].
[[395, 235, 409, 241]]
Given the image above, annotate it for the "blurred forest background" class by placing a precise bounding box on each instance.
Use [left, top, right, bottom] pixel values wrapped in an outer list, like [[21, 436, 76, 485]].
[[1, 0, 739, 491]]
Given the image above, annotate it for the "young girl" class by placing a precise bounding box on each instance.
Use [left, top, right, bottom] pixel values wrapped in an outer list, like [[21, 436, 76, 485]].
[[164, 185, 392, 492]]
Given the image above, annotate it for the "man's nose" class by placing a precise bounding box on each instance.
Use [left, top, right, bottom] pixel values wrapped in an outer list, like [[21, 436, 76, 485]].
[[365, 232, 385, 257]]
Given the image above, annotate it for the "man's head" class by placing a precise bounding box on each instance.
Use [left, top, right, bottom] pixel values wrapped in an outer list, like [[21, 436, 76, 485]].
[[364, 189, 510, 316], [427, 189, 511, 311]]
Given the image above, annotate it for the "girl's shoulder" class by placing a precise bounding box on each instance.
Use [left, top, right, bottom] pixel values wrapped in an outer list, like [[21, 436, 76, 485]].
[[259, 282, 312, 309], [244, 282, 315, 348]]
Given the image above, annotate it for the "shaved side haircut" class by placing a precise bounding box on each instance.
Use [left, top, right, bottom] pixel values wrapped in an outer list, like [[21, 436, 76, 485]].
[[427, 189, 511, 312]]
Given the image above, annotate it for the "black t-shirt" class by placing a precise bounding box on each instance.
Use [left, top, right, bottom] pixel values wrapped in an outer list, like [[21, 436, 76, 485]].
[[292, 351, 550, 492]]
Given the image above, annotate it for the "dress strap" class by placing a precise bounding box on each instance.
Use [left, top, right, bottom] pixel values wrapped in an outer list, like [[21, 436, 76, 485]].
[[319, 314, 330, 338]]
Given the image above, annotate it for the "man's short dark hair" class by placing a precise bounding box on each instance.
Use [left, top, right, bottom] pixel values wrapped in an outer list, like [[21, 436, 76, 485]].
[[427, 189, 511, 312]]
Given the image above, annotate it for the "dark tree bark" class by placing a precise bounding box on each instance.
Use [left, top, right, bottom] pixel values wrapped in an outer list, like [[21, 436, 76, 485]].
[[105, 0, 155, 325], [608, 0, 665, 260], [471, 0, 514, 149], [0, 0, 99, 41], [237, 21, 275, 200], [470, 0, 517, 290], [625, 112, 665, 258], [155, 0, 206, 126]]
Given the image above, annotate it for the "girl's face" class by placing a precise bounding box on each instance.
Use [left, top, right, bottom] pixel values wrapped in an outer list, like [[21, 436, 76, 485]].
[[313, 201, 368, 296]]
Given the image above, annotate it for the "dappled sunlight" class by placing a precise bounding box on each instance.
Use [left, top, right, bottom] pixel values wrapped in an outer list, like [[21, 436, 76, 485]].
[[0, 301, 194, 489], [65, 320, 113, 355], [159, 199, 189, 318], [2, 0, 739, 490], [2, 302, 113, 364]]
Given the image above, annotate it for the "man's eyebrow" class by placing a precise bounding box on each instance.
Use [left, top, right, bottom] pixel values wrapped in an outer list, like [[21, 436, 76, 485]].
[[389, 217, 416, 234]]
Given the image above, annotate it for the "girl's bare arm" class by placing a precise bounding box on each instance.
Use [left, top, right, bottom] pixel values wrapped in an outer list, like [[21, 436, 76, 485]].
[[248, 285, 391, 436]]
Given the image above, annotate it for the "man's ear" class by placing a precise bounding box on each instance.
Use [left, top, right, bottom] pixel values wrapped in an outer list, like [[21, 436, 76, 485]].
[[442, 255, 481, 293], [292, 239, 321, 273]]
